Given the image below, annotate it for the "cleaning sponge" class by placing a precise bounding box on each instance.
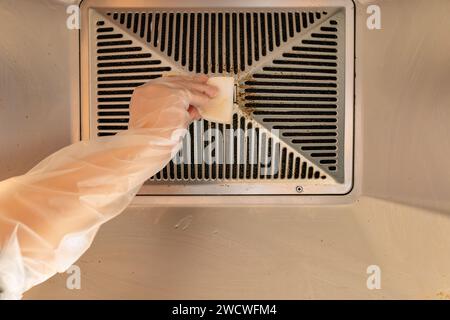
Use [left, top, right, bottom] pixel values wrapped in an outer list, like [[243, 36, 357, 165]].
[[198, 76, 234, 124]]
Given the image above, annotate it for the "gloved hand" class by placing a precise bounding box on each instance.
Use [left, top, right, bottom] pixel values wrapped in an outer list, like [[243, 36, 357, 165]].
[[130, 74, 219, 128], [0, 75, 218, 299]]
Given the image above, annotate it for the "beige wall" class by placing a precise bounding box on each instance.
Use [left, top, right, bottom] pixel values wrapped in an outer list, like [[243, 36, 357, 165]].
[[1, 0, 449, 299], [24, 198, 450, 299], [0, 0, 78, 181], [360, 0, 450, 214]]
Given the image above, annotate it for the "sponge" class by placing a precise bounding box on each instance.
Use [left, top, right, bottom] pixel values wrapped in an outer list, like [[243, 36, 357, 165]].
[[198, 76, 234, 124]]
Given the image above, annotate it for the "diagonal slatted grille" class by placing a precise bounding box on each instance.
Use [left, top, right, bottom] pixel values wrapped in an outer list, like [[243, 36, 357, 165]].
[[94, 18, 326, 181], [243, 18, 344, 181], [86, 5, 354, 191], [153, 116, 327, 182], [107, 10, 328, 74], [95, 20, 171, 137]]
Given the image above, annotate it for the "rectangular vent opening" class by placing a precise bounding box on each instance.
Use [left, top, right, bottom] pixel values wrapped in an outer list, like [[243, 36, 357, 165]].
[[81, 1, 354, 195]]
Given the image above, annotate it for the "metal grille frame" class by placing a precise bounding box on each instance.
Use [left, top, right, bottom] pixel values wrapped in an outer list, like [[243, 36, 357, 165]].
[[80, 0, 355, 196]]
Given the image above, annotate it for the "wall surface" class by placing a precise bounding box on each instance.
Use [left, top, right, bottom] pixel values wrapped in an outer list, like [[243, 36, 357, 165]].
[[0, 0, 449, 299], [360, 0, 450, 214], [23, 198, 450, 299], [0, 0, 78, 181]]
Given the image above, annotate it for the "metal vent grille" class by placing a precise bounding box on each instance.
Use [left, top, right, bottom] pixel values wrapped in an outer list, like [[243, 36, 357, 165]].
[[152, 116, 326, 182], [243, 17, 344, 182], [107, 10, 328, 74], [81, 2, 354, 195], [95, 20, 172, 136]]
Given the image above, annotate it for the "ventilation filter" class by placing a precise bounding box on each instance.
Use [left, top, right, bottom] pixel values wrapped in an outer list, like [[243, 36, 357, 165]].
[[80, 1, 355, 195]]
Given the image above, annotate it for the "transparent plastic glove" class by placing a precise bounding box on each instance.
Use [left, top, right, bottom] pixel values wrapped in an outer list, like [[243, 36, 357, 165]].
[[0, 75, 218, 299]]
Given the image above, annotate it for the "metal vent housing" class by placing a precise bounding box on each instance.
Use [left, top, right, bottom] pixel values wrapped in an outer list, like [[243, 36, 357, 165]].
[[80, 0, 355, 195]]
